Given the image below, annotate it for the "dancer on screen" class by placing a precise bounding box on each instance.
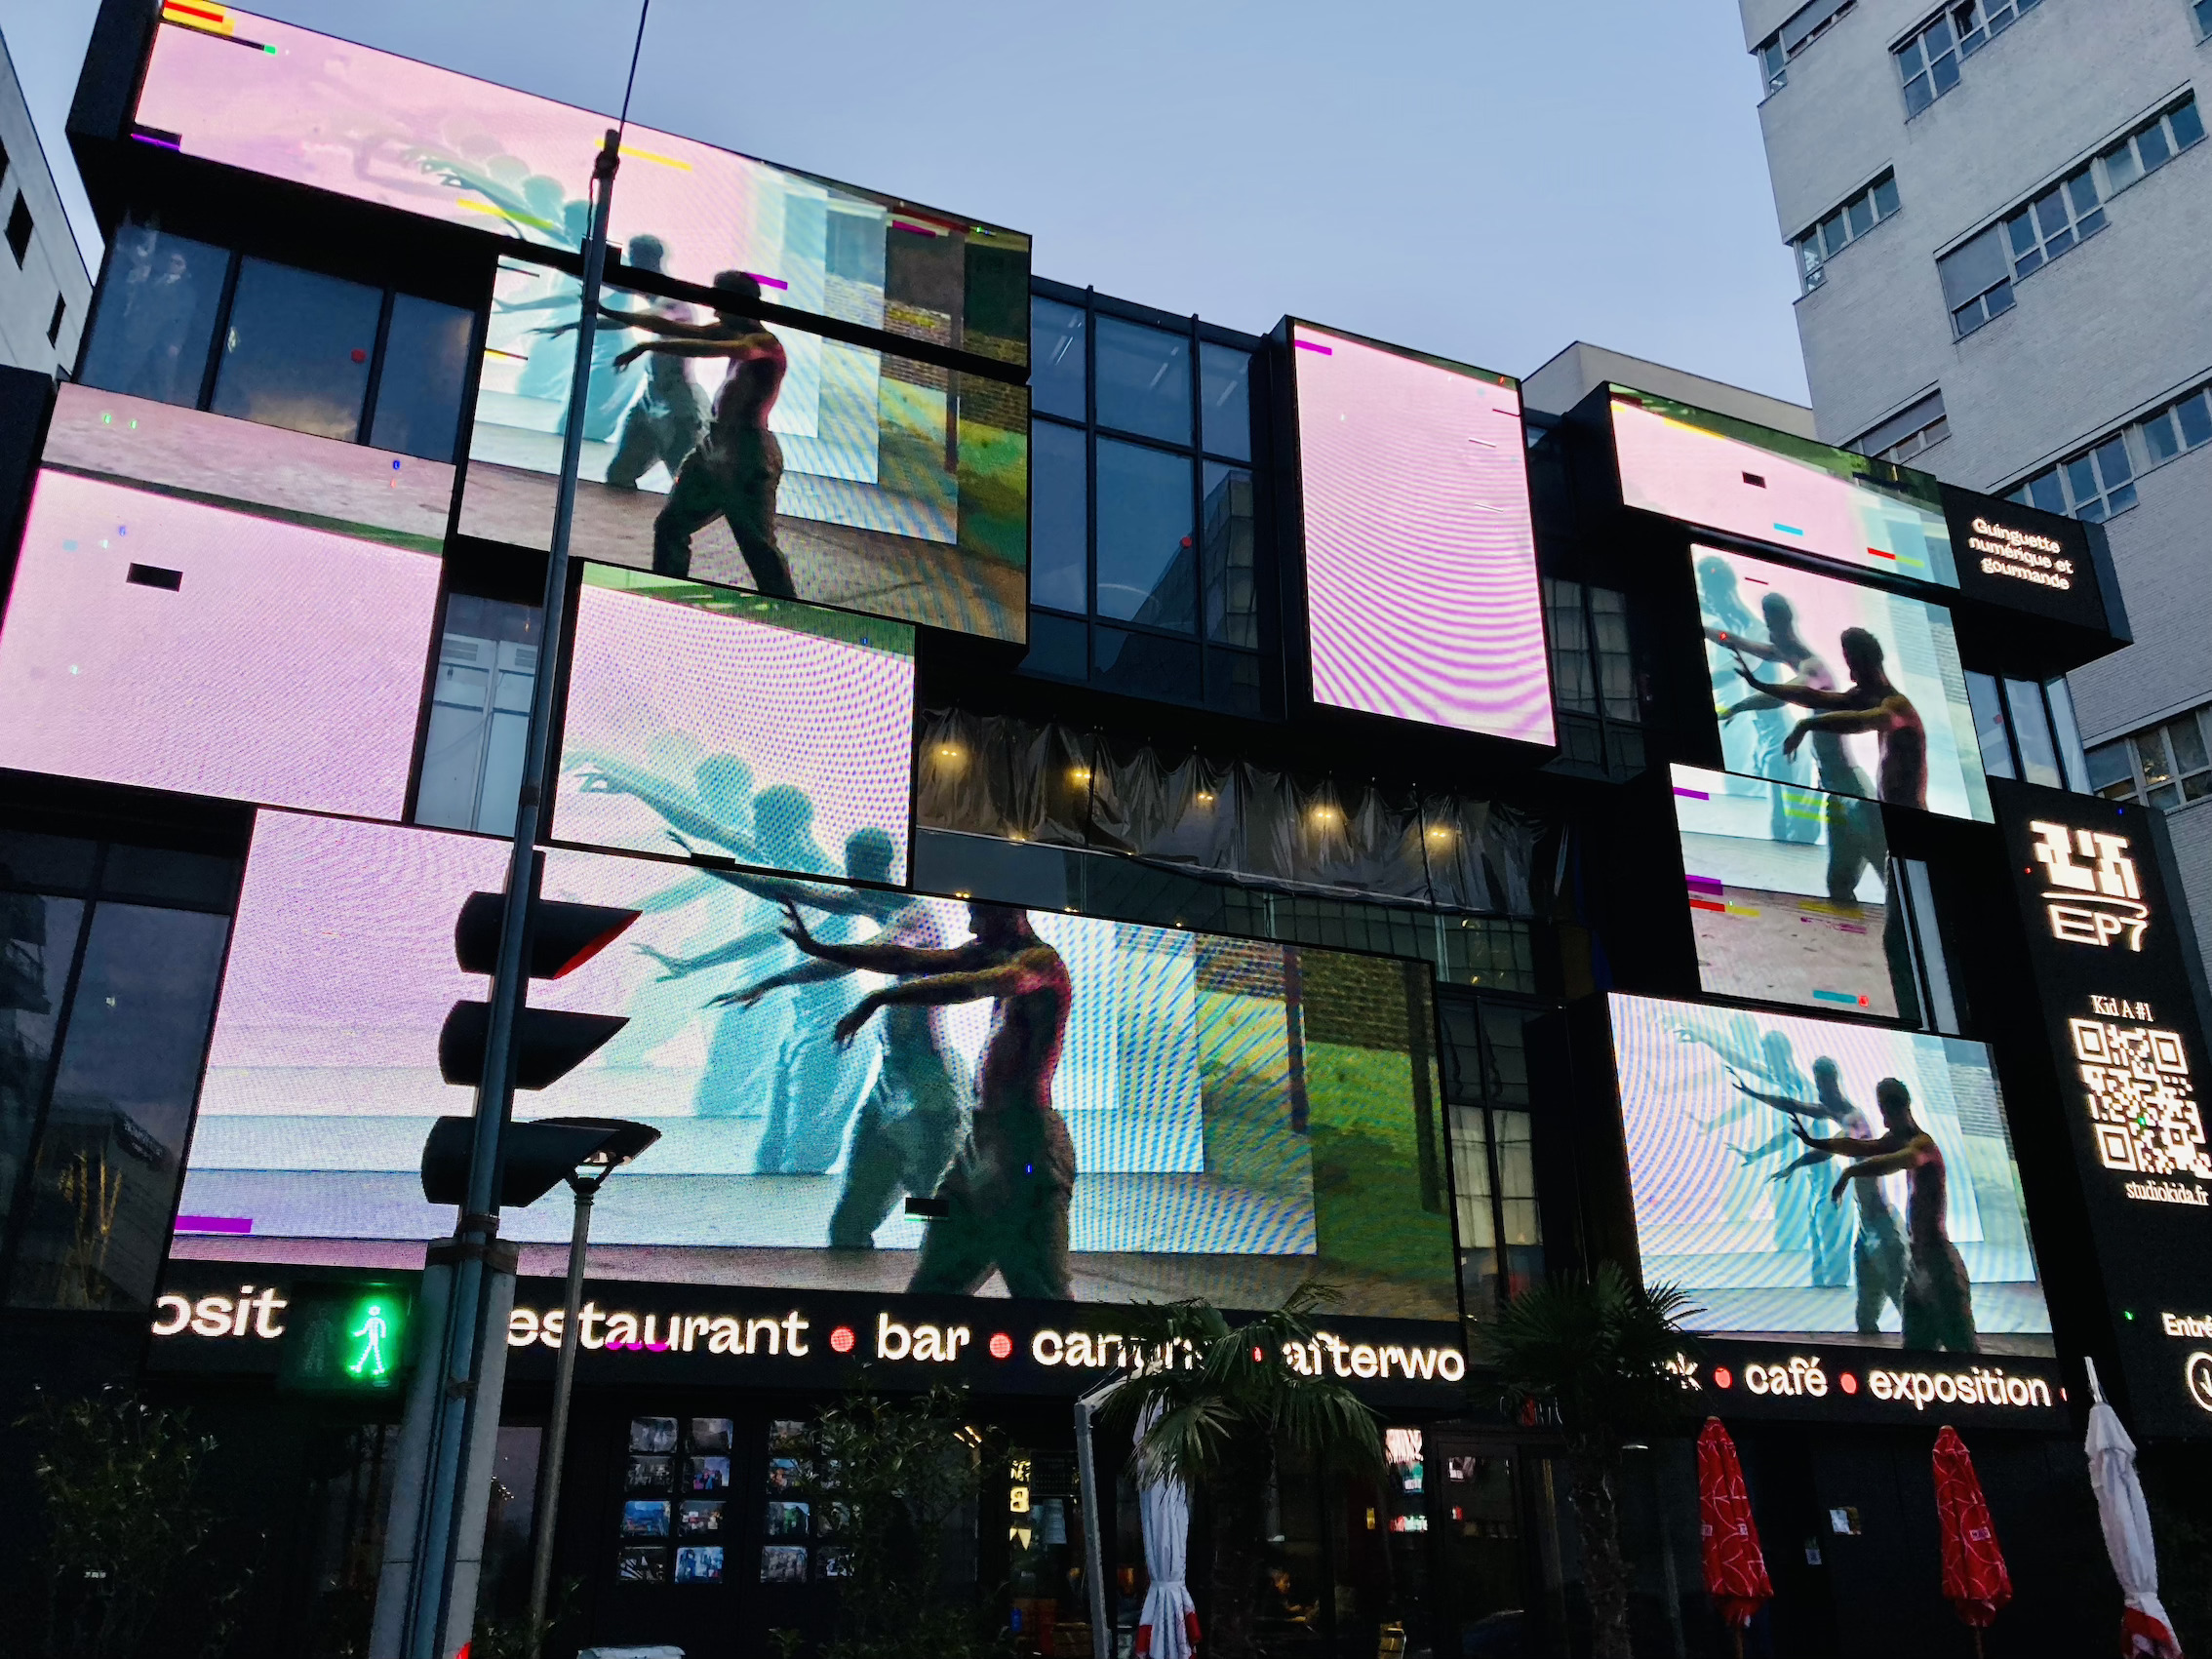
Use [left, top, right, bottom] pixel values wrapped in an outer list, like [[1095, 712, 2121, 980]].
[[1731, 626, 1930, 810], [1795, 1077, 1977, 1352], [787, 900, 1077, 1300]]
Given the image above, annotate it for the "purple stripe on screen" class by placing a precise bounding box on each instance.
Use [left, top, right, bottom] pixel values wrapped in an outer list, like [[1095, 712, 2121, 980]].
[[1293, 340, 1333, 354], [131, 133, 184, 149], [1683, 876, 1725, 895], [176, 1215, 253, 1234], [1672, 786, 1711, 800]]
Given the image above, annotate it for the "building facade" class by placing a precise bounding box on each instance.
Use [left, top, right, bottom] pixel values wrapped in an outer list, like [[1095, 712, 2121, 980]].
[[1737, 0, 2212, 952], [0, 34, 91, 376], [0, 4, 2207, 1659]]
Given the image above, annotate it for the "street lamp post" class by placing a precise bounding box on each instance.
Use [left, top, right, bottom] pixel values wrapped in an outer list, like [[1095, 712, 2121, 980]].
[[526, 1119, 660, 1657]]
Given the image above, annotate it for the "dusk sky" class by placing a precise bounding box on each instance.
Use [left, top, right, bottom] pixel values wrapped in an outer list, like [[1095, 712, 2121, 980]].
[[1, 0, 1809, 401]]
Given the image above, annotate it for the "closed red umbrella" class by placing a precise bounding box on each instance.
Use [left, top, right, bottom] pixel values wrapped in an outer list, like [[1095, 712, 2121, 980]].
[[1933, 1425, 2013, 1655], [1696, 1417, 1773, 1655]]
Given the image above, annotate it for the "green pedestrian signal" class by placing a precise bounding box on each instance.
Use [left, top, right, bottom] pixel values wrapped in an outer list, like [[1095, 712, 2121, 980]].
[[279, 1284, 413, 1393]]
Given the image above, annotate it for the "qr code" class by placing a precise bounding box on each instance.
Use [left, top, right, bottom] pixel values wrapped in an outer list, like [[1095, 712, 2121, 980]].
[[2070, 1018, 2212, 1179]]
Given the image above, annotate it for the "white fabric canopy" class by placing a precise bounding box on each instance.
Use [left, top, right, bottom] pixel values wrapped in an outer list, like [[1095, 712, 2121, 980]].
[[1134, 1406, 1200, 1659], [2084, 1360, 2182, 1658]]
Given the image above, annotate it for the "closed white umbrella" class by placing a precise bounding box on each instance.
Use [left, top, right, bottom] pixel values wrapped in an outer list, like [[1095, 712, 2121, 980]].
[[1134, 1405, 1201, 1659], [2083, 1358, 2183, 1659]]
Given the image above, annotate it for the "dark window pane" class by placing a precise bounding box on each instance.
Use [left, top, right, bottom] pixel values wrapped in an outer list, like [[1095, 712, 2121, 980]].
[[2026, 470, 2066, 513], [2146, 411, 2182, 463], [414, 599, 539, 836], [2003, 678, 2062, 788], [2171, 99, 2205, 149], [1204, 648, 1262, 719], [1199, 342, 1251, 461], [1094, 437, 1195, 630], [2083, 739, 2133, 794], [78, 225, 226, 408], [2139, 122, 2173, 172], [370, 294, 474, 459], [1821, 212, 1848, 257], [1966, 670, 2014, 778], [1017, 611, 1087, 682], [0, 832, 99, 891], [100, 846, 237, 908], [8, 903, 229, 1312], [1846, 195, 1875, 238], [1201, 461, 1257, 648], [2107, 482, 2137, 516], [1030, 419, 1087, 612], [2177, 393, 2212, 449], [1030, 297, 1086, 422], [2104, 139, 2143, 193], [1093, 317, 1191, 446], [1091, 626, 1200, 705], [2065, 454, 2100, 503], [1873, 175, 1901, 217], [2067, 171, 2101, 215], [0, 893, 88, 1253], [1985, 280, 2013, 317], [2167, 714, 2210, 776], [1931, 51, 1959, 94], [2094, 435, 2133, 485], [1905, 73, 1933, 115], [211, 257, 381, 442]]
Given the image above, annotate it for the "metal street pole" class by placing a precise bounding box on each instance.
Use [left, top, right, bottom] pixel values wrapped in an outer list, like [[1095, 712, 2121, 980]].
[[400, 129, 623, 1659], [526, 1175, 599, 1657]]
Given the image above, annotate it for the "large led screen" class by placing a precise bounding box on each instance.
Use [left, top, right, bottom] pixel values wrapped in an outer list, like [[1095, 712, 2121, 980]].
[[1696, 545, 1991, 822], [461, 261, 1027, 640], [1614, 391, 1955, 586], [181, 812, 1455, 1317], [42, 383, 455, 552], [0, 470, 438, 817], [556, 567, 915, 886], [1609, 993, 2051, 1352], [1672, 764, 1914, 1019], [1290, 323, 1552, 744], [132, 7, 1030, 364]]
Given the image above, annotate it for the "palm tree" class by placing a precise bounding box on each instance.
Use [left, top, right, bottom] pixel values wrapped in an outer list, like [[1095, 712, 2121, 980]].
[[1476, 1264, 1699, 1659], [1100, 1282, 1383, 1659]]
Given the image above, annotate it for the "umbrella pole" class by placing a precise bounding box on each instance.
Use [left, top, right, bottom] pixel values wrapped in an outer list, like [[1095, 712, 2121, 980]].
[[1731, 1626, 1744, 1659], [1970, 1630, 1984, 1659]]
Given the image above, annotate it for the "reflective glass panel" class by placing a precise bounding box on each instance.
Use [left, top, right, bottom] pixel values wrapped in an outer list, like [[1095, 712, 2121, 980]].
[[370, 293, 474, 460], [211, 257, 382, 442], [1093, 317, 1191, 445], [1094, 437, 1195, 630], [79, 225, 226, 408]]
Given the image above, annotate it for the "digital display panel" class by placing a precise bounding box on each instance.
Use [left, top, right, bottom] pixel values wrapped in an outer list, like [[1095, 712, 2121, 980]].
[[556, 567, 915, 886], [461, 261, 1027, 640], [0, 470, 438, 818], [1608, 992, 2051, 1352], [42, 383, 455, 552], [1696, 544, 1991, 822], [1939, 484, 2115, 634], [182, 812, 1455, 1318], [1994, 779, 2212, 1436], [1290, 323, 1552, 744], [1671, 764, 1912, 1019], [1614, 391, 1955, 587], [131, 8, 1030, 364]]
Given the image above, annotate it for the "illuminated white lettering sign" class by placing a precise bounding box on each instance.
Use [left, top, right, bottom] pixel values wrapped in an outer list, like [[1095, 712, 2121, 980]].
[[2186, 1352, 2212, 1414], [504, 1302, 814, 1357], [2070, 1007, 2212, 1197], [1744, 1355, 1829, 1398], [2161, 1311, 2212, 1339], [1967, 517, 2075, 591], [149, 1286, 288, 1339], [1867, 1364, 2054, 1411], [2031, 820, 2149, 949]]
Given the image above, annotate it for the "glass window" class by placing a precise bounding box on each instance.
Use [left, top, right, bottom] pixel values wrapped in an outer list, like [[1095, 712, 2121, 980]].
[[2179, 392, 2212, 450], [2172, 98, 2206, 150], [1201, 461, 1256, 648], [2139, 120, 2173, 174], [1544, 578, 1596, 715], [1480, 1003, 1533, 1106], [414, 594, 540, 836], [1018, 611, 1087, 683], [2085, 738, 2135, 800], [1846, 195, 1875, 238], [211, 257, 382, 442], [1449, 1106, 1496, 1248], [7, 902, 230, 1312], [1873, 174, 1901, 217], [1589, 587, 1638, 723], [1030, 297, 1086, 422], [78, 224, 227, 408], [0, 891, 88, 1252], [370, 294, 474, 459], [1199, 342, 1251, 461], [1204, 648, 1262, 719], [1093, 317, 1191, 446], [1092, 627, 1199, 705], [1093, 438, 1195, 630], [1030, 419, 1087, 612], [2003, 678, 2063, 788], [2167, 712, 2212, 800], [1965, 670, 2015, 779]]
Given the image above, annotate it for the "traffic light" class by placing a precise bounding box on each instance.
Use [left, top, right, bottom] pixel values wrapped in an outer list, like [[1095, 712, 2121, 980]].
[[278, 1284, 413, 1393], [437, 886, 639, 1092], [418, 1115, 661, 1209]]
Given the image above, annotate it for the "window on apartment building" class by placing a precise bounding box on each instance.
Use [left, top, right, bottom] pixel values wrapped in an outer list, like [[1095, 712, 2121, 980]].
[[1543, 576, 1644, 776], [1850, 389, 1949, 463], [1794, 170, 1900, 291], [45, 295, 64, 347], [1965, 670, 2087, 789], [1439, 992, 1546, 1318], [2197, 0, 2212, 40], [5, 194, 30, 267], [1896, 0, 2041, 114], [1023, 288, 1267, 717], [79, 219, 476, 460], [1756, 0, 1857, 92], [2100, 97, 2207, 194], [1937, 225, 2015, 336], [2004, 166, 2106, 276], [2087, 704, 2212, 808], [2011, 379, 2212, 523]]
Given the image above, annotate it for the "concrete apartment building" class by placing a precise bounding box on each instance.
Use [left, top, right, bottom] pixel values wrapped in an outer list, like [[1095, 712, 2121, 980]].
[[1738, 0, 2212, 945], [0, 35, 89, 376]]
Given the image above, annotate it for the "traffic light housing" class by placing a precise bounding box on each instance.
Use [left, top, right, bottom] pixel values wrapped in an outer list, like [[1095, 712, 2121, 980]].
[[278, 1284, 413, 1393], [438, 882, 640, 1092], [418, 1115, 661, 1208]]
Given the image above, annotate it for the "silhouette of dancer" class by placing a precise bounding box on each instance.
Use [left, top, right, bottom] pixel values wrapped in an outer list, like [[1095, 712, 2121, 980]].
[[1733, 627, 1930, 810], [788, 902, 1077, 1299], [1797, 1078, 1976, 1351]]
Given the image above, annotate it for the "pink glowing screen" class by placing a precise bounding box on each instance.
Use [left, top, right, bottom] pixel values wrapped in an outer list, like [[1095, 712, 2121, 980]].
[[556, 571, 915, 884], [131, 8, 1028, 356], [1291, 324, 1552, 744], [1611, 394, 1956, 587], [0, 470, 439, 817]]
